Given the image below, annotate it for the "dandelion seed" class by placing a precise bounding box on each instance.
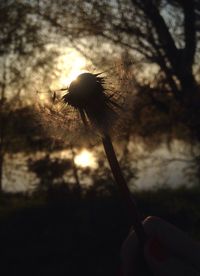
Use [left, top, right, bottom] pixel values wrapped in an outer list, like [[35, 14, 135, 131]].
[[62, 72, 146, 246]]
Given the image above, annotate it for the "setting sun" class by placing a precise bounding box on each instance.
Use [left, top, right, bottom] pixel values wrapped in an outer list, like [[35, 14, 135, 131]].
[[74, 150, 96, 168], [58, 50, 88, 87]]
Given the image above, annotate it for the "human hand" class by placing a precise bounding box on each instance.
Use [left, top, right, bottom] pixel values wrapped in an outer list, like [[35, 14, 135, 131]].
[[121, 216, 200, 276]]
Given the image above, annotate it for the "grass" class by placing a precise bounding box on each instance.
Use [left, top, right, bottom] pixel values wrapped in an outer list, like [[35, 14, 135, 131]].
[[1, 184, 200, 276]]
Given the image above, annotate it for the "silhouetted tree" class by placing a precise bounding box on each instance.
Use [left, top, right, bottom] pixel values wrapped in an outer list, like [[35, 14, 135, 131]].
[[0, 1, 60, 192], [39, 0, 199, 103], [28, 152, 82, 195], [1, 0, 200, 192]]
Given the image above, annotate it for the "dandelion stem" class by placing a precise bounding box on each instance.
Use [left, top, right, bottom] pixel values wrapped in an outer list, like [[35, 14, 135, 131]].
[[102, 134, 146, 246], [79, 109, 88, 126], [62, 72, 146, 246]]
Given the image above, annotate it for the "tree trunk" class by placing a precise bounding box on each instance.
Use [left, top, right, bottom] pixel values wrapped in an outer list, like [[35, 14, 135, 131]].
[[179, 72, 198, 105], [0, 153, 3, 192], [70, 145, 81, 193], [140, 0, 198, 103], [0, 101, 5, 194], [0, 60, 7, 193], [0, 102, 5, 193], [0, 106, 5, 193]]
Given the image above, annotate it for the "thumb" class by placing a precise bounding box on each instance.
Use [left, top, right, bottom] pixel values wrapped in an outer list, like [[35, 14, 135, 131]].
[[144, 237, 199, 276]]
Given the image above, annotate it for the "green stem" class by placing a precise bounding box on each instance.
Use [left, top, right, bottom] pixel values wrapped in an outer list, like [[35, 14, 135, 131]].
[[102, 134, 146, 246]]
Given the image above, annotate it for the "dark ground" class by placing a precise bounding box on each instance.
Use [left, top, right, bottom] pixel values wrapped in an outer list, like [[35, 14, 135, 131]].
[[1, 185, 200, 276]]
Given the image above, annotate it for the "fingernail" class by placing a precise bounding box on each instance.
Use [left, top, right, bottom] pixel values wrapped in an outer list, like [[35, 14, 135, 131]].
[[147, 237, 169, 262]]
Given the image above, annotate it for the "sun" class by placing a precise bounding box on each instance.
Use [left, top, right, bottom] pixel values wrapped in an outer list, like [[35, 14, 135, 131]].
[[74, 150, 97, 168], [58, 49, 88, 87]]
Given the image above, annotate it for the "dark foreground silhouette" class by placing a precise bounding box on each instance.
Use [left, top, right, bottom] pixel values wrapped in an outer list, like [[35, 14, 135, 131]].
[[0, 185, 200, 276]]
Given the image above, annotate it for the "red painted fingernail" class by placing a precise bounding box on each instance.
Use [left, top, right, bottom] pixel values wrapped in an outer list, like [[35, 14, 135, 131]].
[[148, 237, 169, 262]]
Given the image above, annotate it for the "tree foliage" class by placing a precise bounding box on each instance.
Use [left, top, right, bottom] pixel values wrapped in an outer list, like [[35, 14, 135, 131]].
[[39, 0, 200, 101], [1, 0, 200, 192], [26, 0, 200, 146]]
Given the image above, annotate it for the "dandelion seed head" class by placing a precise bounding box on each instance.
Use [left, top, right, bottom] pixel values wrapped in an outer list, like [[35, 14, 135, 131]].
[[62, 72, 118, 134], [36, 71, 128, 148], [63, 72, 105, 109]]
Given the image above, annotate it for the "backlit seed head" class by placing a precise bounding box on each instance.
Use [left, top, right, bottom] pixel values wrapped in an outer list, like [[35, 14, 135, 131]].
[[62, 73, 106, 109], [62, 73, 117, 133]]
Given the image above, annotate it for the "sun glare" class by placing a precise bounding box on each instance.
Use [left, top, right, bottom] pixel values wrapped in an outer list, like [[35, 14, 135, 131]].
[[58, 50, 88, 87], [38, 93, 46, 101], [74, 150, 97, 168]]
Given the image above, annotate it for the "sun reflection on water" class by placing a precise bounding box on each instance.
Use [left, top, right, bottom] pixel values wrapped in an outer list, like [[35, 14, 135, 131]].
[[74, 150, 97, 168]]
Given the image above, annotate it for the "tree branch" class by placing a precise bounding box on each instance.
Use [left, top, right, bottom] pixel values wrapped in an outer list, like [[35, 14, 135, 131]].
[[133, 0, 180, 74], [182, 0, 196, 71]]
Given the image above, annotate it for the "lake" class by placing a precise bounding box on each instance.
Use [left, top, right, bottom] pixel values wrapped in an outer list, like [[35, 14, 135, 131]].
[[2, 139, 199, 193]]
